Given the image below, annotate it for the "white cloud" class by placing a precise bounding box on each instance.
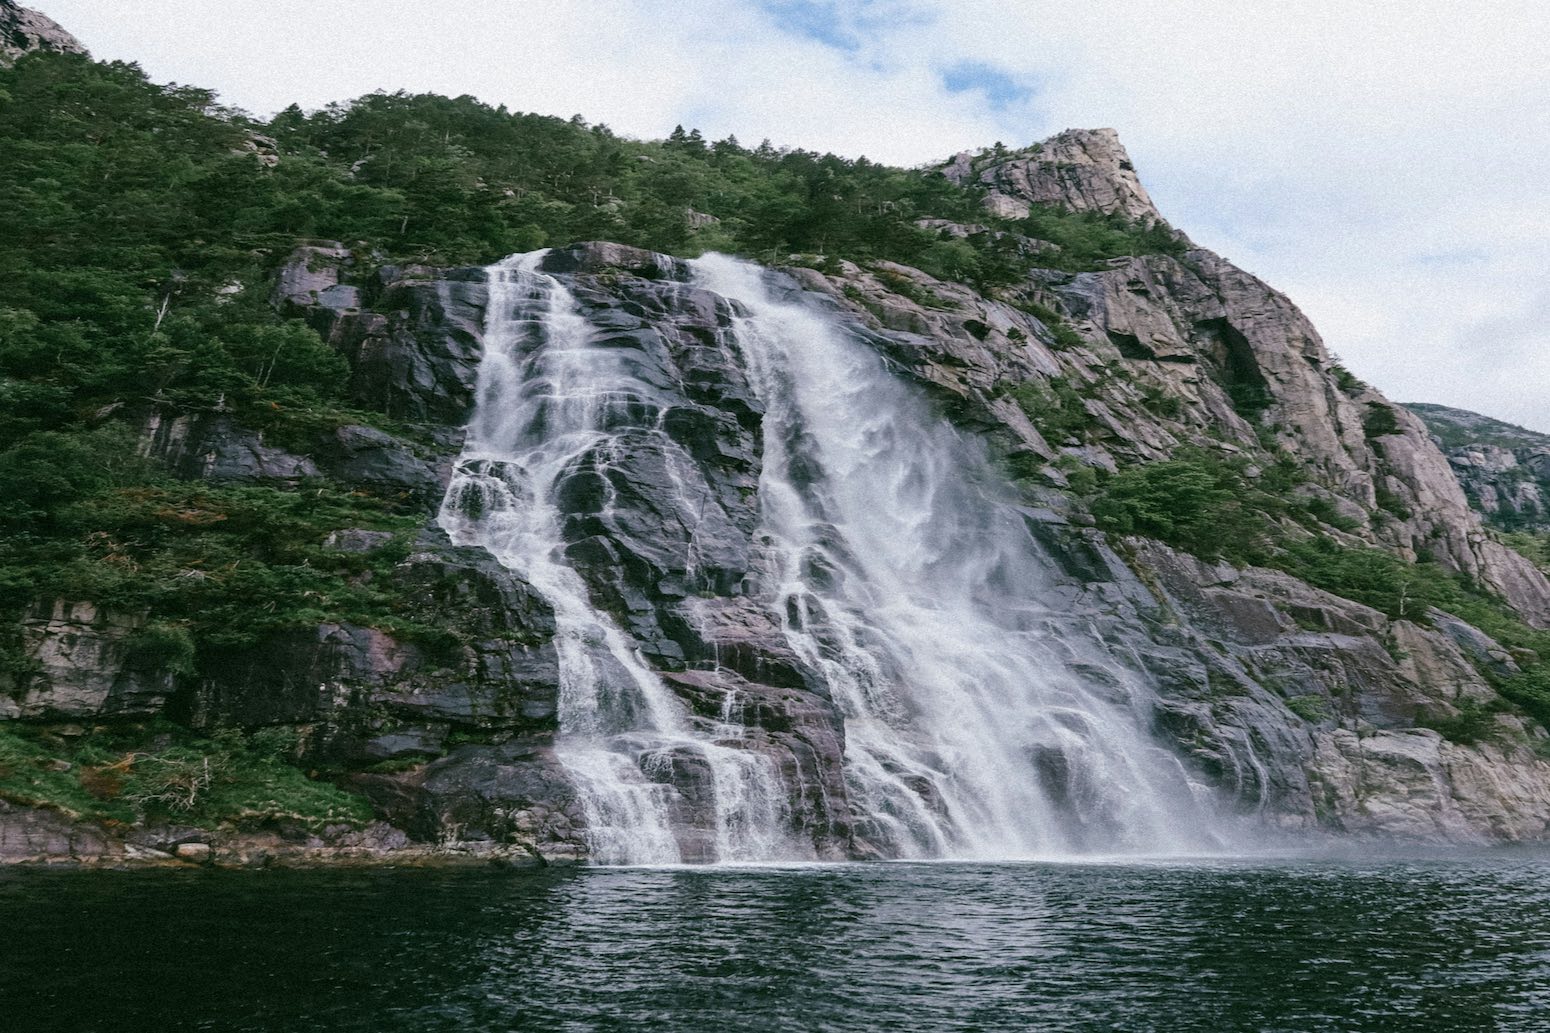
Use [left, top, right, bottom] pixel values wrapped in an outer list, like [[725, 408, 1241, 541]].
[[38, 0, 1550, 431]]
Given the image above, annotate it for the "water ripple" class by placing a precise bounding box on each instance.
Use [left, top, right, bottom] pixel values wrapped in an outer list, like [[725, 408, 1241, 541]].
[[2, 854, 1548, 1032]]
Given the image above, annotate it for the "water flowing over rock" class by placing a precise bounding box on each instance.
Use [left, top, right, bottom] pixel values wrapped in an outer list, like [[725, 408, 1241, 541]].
[[437, 253, 802, 863], [691, 254, 1218, 858], [8, 93, 1550, 862], [430, 250, 1226, 862]]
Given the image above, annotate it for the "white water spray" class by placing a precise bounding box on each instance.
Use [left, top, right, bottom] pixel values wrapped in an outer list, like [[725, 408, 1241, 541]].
[[442, 249, 1222, 863], [439, 252, 794, 864], [691, 254, 1220, 858]]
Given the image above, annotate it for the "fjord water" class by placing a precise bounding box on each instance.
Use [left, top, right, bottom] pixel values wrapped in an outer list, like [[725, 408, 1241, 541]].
[[5, 856, 1548, 1032], [444, 250, 1219, 862]]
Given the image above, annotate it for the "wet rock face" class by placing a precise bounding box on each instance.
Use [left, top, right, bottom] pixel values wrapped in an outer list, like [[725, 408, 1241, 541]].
[[334, 267, 491, 427], [542, 265, 766, 660], [356, 741, 588, 863], [516, 246, 859, 857]]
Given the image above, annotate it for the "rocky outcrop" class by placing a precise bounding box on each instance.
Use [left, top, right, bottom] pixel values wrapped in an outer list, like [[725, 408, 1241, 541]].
[[0, 0, 84, 65], [1408, 403, 1550, 532], [184, 528, 563, 757], [943, 128, 1164, 225], [271, 243, 362, 316], [1, 602, 173, 720], [1110, 539, 1550, 842], [137, 411, 444, 500], [0, 800, 550, 868], [139, 411, 322, 483]]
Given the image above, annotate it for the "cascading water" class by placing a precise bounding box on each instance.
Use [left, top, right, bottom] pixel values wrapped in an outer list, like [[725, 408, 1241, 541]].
[[442, 248, 1222, 864], [690, 254, 1221, 858], [439, 252, 794, 864]]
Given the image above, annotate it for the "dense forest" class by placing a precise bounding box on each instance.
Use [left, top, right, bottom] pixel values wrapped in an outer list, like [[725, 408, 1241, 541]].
[[0, 51, 1185, 659]]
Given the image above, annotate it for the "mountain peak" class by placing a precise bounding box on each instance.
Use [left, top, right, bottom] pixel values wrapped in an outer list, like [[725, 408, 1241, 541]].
[[0, 1, 87, 66], [943, 127, 1163, 226]]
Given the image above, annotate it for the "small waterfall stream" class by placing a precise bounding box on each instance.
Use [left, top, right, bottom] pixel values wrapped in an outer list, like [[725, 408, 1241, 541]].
[[442, 250, 1221, 863], [439, 252, 793, 864]]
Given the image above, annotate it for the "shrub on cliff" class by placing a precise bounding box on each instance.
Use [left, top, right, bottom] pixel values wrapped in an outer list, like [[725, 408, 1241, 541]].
[[0, 722, 372, 828], [1090, 451, 1275, 563]]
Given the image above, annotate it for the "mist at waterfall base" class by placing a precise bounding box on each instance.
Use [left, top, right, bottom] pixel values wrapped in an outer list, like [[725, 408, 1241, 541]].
[[439, 250, 1230, 864], [6, 855, 1549, 1032]]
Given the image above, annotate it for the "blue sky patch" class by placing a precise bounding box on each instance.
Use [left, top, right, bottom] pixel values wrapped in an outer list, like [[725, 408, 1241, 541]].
[[942, 61, 1035, 110], [754, 0, 935, 55], [755, 0, 862, 52]]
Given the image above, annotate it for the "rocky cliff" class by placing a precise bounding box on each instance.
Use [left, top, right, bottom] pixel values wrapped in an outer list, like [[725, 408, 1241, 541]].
[[5, 36, 1550, 863], [12, 234, 1550, 863], [0, 0, 83, 64], [1408, 403, 1550, 533], [943, 129, 1164, 224]]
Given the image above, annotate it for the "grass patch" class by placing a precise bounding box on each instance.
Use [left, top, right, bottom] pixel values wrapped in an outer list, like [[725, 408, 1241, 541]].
[[1284, 696, 1330, 723], [875, 269, 951, 310], [0, 722, 372, 829], [0, 478, 435, 659]]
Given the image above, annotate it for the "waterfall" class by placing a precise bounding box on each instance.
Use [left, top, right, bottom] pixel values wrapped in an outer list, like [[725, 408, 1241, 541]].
[[442, 249, 1222, 864], [690, 254, 1219, 858], [439, 252, 794, 864]]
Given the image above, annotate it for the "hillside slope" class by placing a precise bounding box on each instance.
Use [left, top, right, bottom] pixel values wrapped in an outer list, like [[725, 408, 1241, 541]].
[[3, 14, 1550, 863]]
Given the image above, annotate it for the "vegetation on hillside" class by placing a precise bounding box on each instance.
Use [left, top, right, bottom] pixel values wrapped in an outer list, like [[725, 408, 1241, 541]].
[[1, 46, 1544, 825], [0, 720, 372, 828], [0, 50, 1188, 667], [1084, 451, 1550, 734]]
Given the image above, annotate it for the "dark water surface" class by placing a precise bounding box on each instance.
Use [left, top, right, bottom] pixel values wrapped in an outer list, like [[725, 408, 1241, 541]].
[[3, 853, 1548, 1032]]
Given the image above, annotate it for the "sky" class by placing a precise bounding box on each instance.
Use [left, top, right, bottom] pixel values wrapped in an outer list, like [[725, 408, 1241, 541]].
[[38, 0, 1550, 432]]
